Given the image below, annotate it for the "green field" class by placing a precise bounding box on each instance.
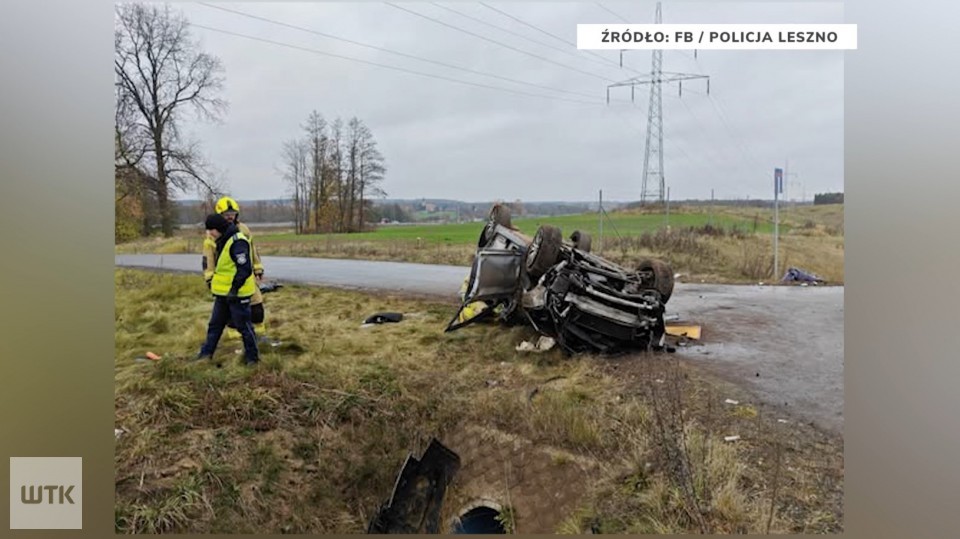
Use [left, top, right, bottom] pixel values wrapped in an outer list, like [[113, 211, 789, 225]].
[[257, 210, 779, 245], [117, 205, 841, 283]]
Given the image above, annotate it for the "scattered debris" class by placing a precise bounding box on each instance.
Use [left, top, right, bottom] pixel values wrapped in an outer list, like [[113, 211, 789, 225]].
[[665, 324, 701, 340], [781, 267, 826, 285], [134, 351, 162, 363], [259, 281, 284, 293], [664, 314, 681, 322], [777, 419, 790, 424], [724, 435, 741, 443], [725, 398, 740, 405], [115, 428, 125, 440], [364, 312, 404, 325], [515, 336, 557, 353], [485, 379, 501, 388], [655, 378, 665, 384]]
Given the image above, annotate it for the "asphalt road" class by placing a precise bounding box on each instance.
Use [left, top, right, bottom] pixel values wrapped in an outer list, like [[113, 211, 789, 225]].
[[116, 254, 844, 435]]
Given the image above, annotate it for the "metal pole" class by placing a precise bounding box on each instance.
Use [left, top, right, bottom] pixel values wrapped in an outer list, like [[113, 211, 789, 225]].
[[709, 188, 714, 227], [598, 189, 604, 254], [774, 167, 781, 280], [665, 187, 670, 229]]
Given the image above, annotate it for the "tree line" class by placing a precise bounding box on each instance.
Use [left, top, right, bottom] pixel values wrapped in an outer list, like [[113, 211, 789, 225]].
[[813, 192, 844, 205], [281, 112, 386, 234], [113, 4, 388, 241]]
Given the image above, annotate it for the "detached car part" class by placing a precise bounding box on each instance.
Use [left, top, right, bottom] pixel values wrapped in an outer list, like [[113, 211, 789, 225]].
[[446, 204, 675, 354], [367, 439, 461, 534]]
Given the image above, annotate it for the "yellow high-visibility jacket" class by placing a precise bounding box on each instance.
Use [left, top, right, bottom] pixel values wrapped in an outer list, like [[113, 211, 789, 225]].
[[203, 229, 262, 304], [211, 232, 258, 298]]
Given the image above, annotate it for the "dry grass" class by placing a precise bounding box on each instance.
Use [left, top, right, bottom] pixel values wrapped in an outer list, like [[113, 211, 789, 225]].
[[114, 269, 842, 533], [556, 359, 843, 534]]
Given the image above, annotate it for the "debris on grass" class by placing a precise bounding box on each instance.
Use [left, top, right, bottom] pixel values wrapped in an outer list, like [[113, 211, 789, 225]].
[[363, 312, 404, 325], [259, 282, 284, 293], [781, 267, 825, 285], [515, 336, 556, 353]]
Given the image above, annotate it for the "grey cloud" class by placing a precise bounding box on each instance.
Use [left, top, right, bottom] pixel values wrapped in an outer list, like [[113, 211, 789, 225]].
[[175, 2, 844, 202]]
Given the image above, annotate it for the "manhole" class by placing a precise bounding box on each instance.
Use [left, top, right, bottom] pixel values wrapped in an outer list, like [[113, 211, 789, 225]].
[[452, 505, 506, 534]]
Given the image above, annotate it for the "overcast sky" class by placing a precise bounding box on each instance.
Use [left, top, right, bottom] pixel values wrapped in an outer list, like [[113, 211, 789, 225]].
[[173, 2, 845, 203]]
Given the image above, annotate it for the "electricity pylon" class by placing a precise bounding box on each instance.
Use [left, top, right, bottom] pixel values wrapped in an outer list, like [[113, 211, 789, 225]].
[[606, 2, 710, 206]]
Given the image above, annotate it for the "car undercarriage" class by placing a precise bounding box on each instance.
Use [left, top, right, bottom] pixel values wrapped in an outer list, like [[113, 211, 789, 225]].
[[446, 204, 675, 355]]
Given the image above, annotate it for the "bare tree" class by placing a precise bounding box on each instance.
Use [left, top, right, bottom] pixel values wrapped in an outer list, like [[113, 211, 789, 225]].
[[280, 112, 386, 235], [281, 138, 309, 234], [326, 119, 347, 233], [114, 3, 226, 236], [302, 111, 329, 233], [346, 117, 363, 232], [356, 121, 387, 231]]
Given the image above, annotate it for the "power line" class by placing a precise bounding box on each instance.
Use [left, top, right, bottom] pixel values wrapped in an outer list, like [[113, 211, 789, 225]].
[[706, 92, 767, 169], [431, 2, 625, 75], [384, 2, 615, 83], [605, 2, 717, 206], [478, 2, 626, 70], [669, 47, 769, 171], [189, 23, 606, 106], [196, 2, 601, 101], [673, 97, 747, 174], [593, 2, 630, 23], [675, 96, 771, 185]]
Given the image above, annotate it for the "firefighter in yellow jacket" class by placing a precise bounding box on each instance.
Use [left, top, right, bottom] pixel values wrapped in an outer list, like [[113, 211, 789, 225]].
[[202, 197, 266, 335], [197, 214, 259, 365]]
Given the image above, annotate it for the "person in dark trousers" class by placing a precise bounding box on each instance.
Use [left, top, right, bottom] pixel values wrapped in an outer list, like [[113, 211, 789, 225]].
[[197, 213, 260, 366]]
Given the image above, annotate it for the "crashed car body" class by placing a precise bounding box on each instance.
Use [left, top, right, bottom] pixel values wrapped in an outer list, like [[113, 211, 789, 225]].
[[446, 205, 675, 354]]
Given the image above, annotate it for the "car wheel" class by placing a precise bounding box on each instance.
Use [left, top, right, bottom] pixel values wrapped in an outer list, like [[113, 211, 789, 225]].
[[478, 220, 496, 247], [489, 204, 512, 228], [637, 258, 674, 304], [525, 225, 562, 280], [570, 230, 592, 252]]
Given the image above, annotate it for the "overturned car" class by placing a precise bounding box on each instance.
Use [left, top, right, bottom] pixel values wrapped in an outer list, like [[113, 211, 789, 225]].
[[446, 204, 675, 354]]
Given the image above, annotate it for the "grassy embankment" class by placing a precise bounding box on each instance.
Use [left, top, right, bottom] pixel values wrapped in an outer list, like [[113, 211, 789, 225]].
[[114, 269, 842, 534]]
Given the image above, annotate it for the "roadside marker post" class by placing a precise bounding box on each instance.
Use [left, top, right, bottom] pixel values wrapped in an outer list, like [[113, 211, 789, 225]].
[[774, 167, 783, 280]]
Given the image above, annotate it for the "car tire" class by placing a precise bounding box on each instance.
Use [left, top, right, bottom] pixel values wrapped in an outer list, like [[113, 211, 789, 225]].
[[570, 230, 592, 253], [490, 204, 512, 228], [525, 225, 562, 280], [479, 221, 496, 247], [637, 258, 674, 304]]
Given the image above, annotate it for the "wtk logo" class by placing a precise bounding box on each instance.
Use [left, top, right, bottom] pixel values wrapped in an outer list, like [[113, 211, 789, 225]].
[[20, 485, 76, 505], [10, 457, 82, 529]]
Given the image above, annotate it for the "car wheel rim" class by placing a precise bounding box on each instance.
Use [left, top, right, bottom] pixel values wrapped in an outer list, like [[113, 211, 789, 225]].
[[527, 233, 541, 269]]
